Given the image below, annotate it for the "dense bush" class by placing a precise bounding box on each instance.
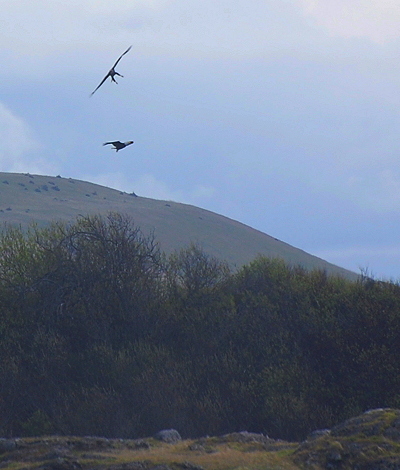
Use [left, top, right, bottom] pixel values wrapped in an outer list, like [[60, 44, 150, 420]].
[[0, 213, 399, 440]]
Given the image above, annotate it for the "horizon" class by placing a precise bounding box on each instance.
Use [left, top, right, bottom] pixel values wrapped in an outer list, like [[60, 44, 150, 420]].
[[0, 170, 359, 281]]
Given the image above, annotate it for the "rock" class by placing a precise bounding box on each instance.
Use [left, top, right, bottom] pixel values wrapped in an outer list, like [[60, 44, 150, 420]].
[[176, 461, 205, 470], [38, 457, 82, 470], [383, 417, 400, 442], [42, 450, 71, 460], [154, 429, 182, 443], [133, 439, 151, 449], [331, 408, 400, 439], [306, 429, 331, 441], [294, 409, 400, 470], [108, 464, 149, 470], [0, 438, 16, 453], [221, 431, 270, 443], [188, 443, 206, 452], [326, 450, 342, 466], [360, 456, 400, 470]]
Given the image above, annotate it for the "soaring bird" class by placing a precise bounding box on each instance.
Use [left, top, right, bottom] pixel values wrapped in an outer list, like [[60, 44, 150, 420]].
[[103, 141, 134, 152], [90, 46, 132, 96]]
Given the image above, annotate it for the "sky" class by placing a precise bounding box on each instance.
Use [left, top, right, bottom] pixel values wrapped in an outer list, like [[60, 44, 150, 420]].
[[1, 0, 400, 280]]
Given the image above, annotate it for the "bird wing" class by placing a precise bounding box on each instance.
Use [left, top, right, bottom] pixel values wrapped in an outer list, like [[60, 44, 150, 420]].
[[112, 45, 132, 68], [91, 72, 110, 96], [90, 46, 131, 95], [103, 141, 119, 146]]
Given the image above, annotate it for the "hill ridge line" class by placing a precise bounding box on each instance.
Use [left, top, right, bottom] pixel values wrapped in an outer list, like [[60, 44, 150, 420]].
[[0, 171, 358, 280]]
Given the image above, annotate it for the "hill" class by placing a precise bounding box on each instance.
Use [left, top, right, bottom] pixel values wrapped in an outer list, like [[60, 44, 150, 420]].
[[0, 172, 357, 279]]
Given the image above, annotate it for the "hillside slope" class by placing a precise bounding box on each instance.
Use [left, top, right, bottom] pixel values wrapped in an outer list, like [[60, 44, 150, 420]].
[[0, 172, 357, 279]]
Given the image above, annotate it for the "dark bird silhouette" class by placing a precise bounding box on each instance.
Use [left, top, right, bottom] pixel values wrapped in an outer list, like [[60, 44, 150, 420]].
[[103, 141, 134, 152], [91, 45, 132, 96]]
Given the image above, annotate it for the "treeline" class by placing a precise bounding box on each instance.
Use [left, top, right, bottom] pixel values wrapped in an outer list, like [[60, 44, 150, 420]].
[[0, 213, 399, 440]]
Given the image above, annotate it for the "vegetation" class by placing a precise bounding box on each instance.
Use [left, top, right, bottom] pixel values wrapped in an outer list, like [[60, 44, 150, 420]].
[[0, 433, 299, 470], [293, 408, 400, 470], [0, 172, 358, 279], [2, 410, 400, 470], [0, 213, 399, 440]]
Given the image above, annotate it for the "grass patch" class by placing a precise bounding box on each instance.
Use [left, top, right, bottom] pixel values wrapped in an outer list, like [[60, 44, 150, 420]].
[[105, 439, 299, 470], [0, 436, 299, 470]]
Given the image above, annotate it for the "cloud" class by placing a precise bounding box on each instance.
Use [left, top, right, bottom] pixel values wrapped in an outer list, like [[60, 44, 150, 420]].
[[0, 0, 317, 63], [2, 0, 398, 73], [0, 103, 36, 162], [0, 102, 56, 175], [0, 103, 58, 174], [299, 0, 400, 43], [0, 0, 146, 57]]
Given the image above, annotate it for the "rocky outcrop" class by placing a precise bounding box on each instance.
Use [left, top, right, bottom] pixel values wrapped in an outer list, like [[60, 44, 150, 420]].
[[154, 429, 182, 443], [1, 410, 400, 470], [293, 408, 400, 470]]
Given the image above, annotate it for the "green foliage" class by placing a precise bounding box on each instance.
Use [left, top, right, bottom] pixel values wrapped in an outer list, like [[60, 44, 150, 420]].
[[0, 213, 400, 440], [20, 409, 54, 436]]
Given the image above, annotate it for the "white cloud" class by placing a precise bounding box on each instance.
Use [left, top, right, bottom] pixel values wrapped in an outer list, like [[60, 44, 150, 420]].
[[0, 103, 36, 161], [299, 0, 400, 43], [2, 0, 398, 76], [0, 0, 146, 57], [0, 102, 56, 175], [0, 0, 317, 64]]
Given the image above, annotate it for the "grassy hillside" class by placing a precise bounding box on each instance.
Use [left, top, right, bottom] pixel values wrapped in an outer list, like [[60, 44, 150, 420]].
[[0, 172, 357, 279]]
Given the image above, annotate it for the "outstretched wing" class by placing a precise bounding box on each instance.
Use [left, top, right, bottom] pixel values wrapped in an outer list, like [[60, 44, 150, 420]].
[[103, 141, 119, 146], [112, 45, 132, 68], [90, 46, 131, 96], [91, 72, 110, 96]]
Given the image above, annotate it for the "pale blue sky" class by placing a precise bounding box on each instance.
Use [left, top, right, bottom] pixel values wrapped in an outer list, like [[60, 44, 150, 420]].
[[1, 0, 400, 280]]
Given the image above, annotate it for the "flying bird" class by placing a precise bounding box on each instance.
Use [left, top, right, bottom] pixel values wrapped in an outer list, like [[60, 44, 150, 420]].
[[103, 141, 134, 152], [90, 45, 132, 96]]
